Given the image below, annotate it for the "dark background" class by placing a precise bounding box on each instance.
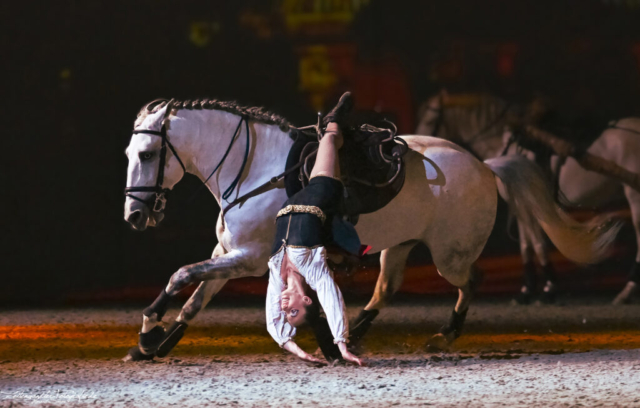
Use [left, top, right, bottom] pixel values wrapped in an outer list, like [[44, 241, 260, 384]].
[[4, 0, 640, 306]]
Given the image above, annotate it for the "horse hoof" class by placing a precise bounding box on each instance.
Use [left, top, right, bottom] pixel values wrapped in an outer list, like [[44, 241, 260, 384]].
[[139, 325, 165, 355], [124, 346, 155, 362], [426, 333, 454, 352], [613, 281, 637, 305], [156, 321, 188, 358]]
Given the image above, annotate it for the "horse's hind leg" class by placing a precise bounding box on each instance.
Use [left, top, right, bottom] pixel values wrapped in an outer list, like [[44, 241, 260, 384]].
[[349, 241, 418, 348], [536, 242, 558, 304], [515, 219, 558, 304], [515, 221, 538, 305], [613, 185, 640, 305], [427, 264, 481, 350]]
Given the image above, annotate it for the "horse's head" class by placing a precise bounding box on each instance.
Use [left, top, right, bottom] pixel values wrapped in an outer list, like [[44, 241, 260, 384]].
[[416, 90, 447, 136], [124, 101, 186, 231]]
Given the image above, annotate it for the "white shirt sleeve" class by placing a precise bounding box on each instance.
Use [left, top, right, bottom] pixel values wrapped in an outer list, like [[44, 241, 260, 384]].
[[296, 247, 349, 344], [265, 252, 296, 347]]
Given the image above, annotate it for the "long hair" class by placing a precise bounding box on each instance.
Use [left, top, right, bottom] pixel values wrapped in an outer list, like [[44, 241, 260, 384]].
[[304, 290, 342, 362]]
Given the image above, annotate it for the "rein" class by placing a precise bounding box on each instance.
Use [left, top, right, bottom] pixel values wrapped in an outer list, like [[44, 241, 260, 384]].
[[221, 125, 320, 217], [125, 106, 251, 214], [187, 116, 250, 203]]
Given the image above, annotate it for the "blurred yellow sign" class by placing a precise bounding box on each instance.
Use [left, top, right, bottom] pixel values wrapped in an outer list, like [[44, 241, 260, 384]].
[[298, 45, 338, 111]]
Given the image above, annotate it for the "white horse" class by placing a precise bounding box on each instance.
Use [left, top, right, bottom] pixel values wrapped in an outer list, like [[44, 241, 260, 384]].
[[123, 98, 617, 359], [416, 91, 638, 304]]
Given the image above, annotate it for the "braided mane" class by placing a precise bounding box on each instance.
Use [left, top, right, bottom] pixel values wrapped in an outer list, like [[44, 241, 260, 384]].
[[135, 98, 292, 132]]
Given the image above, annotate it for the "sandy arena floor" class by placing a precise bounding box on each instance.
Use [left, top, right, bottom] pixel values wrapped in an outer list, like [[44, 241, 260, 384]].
[[1, 298, 639, 407]]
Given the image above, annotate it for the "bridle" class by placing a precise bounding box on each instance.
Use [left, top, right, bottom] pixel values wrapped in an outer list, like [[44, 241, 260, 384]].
[[124, 123, 187, 213], [125, 101, 250, 214]]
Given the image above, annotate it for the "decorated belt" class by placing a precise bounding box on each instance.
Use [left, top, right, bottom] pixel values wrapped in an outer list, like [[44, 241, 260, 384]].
[[276, 205, 326, 223]]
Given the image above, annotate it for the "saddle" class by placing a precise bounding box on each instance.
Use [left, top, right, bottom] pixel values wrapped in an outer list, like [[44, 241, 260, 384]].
[[285, 119, 408, 219]]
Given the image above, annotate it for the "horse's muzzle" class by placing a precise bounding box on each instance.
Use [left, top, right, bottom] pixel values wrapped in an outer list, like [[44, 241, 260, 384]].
[[125, 200, 151, 231]]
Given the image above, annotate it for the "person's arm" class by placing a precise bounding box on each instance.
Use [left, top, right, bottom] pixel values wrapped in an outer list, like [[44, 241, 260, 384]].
[[306, 249, 364, 366], [265, 263, 296, 348], [310, 122, 343, 180]]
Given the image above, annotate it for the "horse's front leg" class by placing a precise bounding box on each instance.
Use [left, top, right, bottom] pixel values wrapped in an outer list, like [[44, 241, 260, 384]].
[[150, 244, 231, 358], [132, 246, 264, 359]]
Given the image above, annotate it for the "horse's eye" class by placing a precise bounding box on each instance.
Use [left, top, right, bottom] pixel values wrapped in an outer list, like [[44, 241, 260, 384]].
[[139, 152, 154, 161], [290, 309, 298, 317]]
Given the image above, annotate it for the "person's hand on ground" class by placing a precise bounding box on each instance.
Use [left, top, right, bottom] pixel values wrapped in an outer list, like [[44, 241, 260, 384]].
[[283, 340, 327, 366], [338, 342, 365, 366]]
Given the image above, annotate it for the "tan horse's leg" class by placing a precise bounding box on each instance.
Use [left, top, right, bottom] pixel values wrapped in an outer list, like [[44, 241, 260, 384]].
[[427, 264, 482, 350], [349, 241, 418, 347], [613, 185, 640, 305]]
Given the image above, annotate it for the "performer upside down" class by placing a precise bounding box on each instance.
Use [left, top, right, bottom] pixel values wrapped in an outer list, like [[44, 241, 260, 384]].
[[265, 96, 363, 366]]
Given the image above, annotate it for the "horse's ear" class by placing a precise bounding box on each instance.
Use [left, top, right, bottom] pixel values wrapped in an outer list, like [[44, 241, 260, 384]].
[[144, 98, 169, 113]]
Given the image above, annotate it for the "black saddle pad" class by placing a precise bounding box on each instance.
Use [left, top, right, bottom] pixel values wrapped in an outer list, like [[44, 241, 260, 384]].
[[284, 128, 406, 217]]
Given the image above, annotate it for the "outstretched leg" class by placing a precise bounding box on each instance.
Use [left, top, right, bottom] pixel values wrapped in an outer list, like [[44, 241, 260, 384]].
[[613, 185, 640, 305], [349, 241, 417, 348], [427, 265, 481, 350], [128, 244, 263, 360], [156, 278, 229, 357]]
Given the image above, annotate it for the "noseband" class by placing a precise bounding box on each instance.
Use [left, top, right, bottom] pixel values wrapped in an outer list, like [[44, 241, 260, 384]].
[[124, 125, 187, 213]]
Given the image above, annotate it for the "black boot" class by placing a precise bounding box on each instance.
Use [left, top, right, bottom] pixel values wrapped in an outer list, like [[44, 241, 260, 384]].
[[143, 289, 172, 320], [310, 316, 343, 362], [138, 325, 165, 356], [322, 92, 354, 128], [348, 309, 379, 348], [438, 308, 468, 340]]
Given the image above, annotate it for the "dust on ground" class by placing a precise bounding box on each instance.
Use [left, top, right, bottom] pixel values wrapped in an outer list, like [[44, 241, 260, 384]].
[[1, 298, 639, 407]]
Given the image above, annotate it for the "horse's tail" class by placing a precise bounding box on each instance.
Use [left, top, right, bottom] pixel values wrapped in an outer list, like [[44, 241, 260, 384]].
[[484, 155, 621, 264]]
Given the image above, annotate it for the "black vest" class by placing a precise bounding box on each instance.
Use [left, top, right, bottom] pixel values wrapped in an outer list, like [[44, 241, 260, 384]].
[[270, 176, 345, 255]]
